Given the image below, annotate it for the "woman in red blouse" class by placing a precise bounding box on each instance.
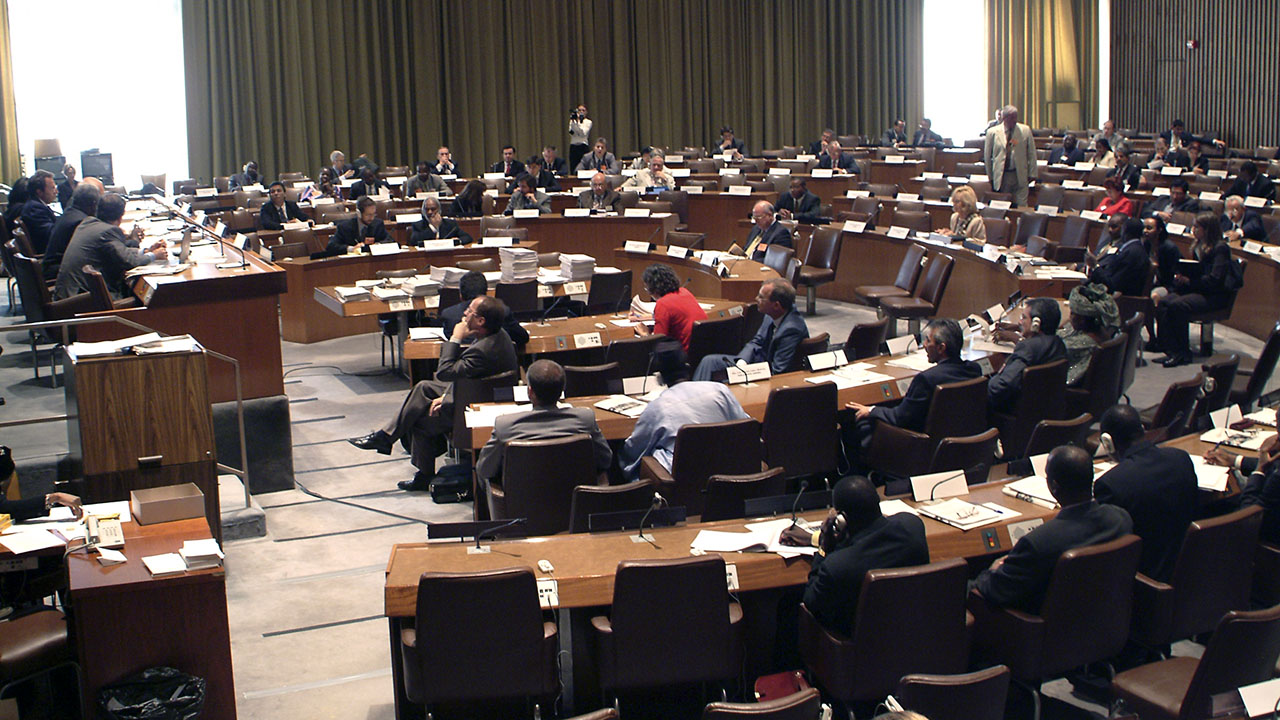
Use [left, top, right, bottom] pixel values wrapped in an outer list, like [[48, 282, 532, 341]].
[[1095, 177, 1136, 218], [632, 263, 706, 350]]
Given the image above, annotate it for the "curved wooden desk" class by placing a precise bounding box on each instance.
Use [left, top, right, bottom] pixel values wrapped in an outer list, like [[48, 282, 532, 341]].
[[611, 246, 779, 304]]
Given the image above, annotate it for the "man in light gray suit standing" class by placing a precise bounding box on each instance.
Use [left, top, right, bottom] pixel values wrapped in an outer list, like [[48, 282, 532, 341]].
[[983, 104, 1037, 208]]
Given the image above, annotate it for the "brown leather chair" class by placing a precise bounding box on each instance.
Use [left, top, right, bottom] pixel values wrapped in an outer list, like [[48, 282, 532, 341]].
[[1231, 321, 1280, 411], [565, 710, 619, 720], [880, 253, 955, 336], [982, 217, 1011, 246], [269, 241, 308, 259], [592, 556, 744, 700], [687, 158, 718, 175], [584, 269, 632, 315], [400, 568, 558, 713], [701, 467, 788, 522], [1131, 505, 1263, 651], [1117, 312, 1145, 402], [702, 687, 821, 719], [480, 216, 517, 234], [11, 253, 97, 385], [1064, 334, 1128, 419], [484, 226, 529, 242], [1012, 213, 1050, 246], [1112, 604, 1280, 720], [666, 230, 706, 250], [82, 266, 139, 310], [762, 383, 838, 483], [457, 257, 497, 272], [0, 610, 81, 715], [1188, 258, 1245, 355], [929, 428, 1000, 478], [494, 281, 538, 319], [795, 332, 829, 368], [989, 359, 1068, 460], [850, 196, 881, 219], [1140, 374, 1203, 440], [604, 334, 665, 377], [800, 558, 971, 707], [968, 535, 1142, 720], [1254, 542, 1280, 608], [920, 183, 950, 201], [639, 418, 763, 516], [487, 434, 600, 535], [842, 317, 889, 360], [865, 376, 991, 479], [863, 183, 900, 198], [895, 200, 925, 213], [1024, 235, 1056, 260], [853, 243, 926, 310], [687, 314, 747, 371], [1022, 412, 1092, 459], [1035, 185, 1066, 211], [1189, 354, 1238, 429], [569, 480, 658, 533], [895, 665, 1011, 720], [796, 226, 843, 315], [891, 210, 932, 233], [637, 199, 675, 214], [1054, 215, 1092, 263], [1060, 190, 1095, 213], [537, 251, 560, 267], [761, 245, 795, 280], [657, 189, 690, 230], [281, 226, 319, 254], [563, 362, 623, 398]]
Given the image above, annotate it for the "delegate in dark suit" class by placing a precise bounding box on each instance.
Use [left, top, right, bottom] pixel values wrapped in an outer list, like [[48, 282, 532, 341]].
[[777, 190, 822, 223], [506, 172, 560, 194], [881, 127, 908, 146], [439, 299, 529, 345], [911, 129, 944, 148], [326, 216, 390, 255], [54, 218, 160, 300], [1090, 237, 1150, 296], [803, 513, 930, 637], [816, 153, 859, 174], [348, 178, 388, 200], [693, 308, 809, 380], [475, 406, 612, 482], [987, 333, 1067, 412], [1220, 210, 1266, 242], [868, 357, 981, 432], [1241, 465, 1280, 544], [745, 221, 792, 261], [490, 159, 526, 177], [1106, 162, 1142, 193], [42, 207, 90, 280], [1048, 145, 1085, 166], [259, 201, 308, 231], [1093, 443, 1198, 582], [229, 172, 263, 190], [577, 188, 624, 213], [1141, 194, 1201, 219], [1227, 174, 1276, 203], [971, 501, 1132, 612], [408, 217, 472, 246], [20, 198, 57, 254]]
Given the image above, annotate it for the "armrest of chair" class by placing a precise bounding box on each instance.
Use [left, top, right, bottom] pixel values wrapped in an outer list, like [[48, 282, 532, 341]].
[[1054, 246, 1086, 264], [485, 482, 506, 522], [112, 297, 142, 310], [1130, 572, 1175, 648], [638, 455, 675, 490], [865, 422, 931, 477], [965, 589, 1044, 674], [47, 292, 98, 319]]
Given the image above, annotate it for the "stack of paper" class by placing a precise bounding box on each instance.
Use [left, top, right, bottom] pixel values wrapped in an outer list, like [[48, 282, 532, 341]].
[[500, 247, 538, 282], [429, 266, 468, 287], [559, 253, 595, 281], [334, 286, 370, 302], [372, 286, 409, 302], [916, 498, 1004, 530], [594, 395, 648, 418], [179, 539, 225, 570], [630, 295, 657, 316], [142, 553, 188, 577], [1189, 455, 1231, 492], [1001, 477, 1059, 509], [403, 275, 441, 297]]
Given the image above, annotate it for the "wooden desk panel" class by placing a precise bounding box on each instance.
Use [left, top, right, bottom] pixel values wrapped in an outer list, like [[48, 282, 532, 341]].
[[611, 247, 779, 304], [684, 192, 779, 249], [455, 214, 679, 260], [867, 160, 928, 188]]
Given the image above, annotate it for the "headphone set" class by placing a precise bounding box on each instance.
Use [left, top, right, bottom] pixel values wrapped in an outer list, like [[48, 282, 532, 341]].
[[1030, 316, 1042, 332], [1098, 432, 1116, 457]]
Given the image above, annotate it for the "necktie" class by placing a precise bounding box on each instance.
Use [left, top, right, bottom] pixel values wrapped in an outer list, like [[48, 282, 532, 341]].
[[763, 322, 775, 356], [745, 231, 762, 258]]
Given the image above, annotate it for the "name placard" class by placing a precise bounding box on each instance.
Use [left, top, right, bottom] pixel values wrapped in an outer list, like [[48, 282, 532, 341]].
[[846, 189, 871, 198], [387, 298, 414, 312], [564, 281, 588, 295], [726, 185, 752, 196], [564, 207, 590, 217], [718, 167, 741, 176], [483, 172, 506, 180], [988, 199, 1012, 210], [666, 245, 689, 259], [1062, 179, 1085, 189], [811, 169, 834, 178], [1036, 205, 1060, 215], [670, 168, 692, 177], [1167, 223, 1188, 235], [842, 220, 868, 233], [885, 155, 906, 164], [768, 167, 791, 176], [512, 209, 539, 219], [624, 240, 651, 253], [683, 184, 703, 193], [481, 237, 514, 247], [1244, 196, 1268, 208], [369, 243, 400, 256], [573, 332, 603, 348], [623, 208, 651, 217], [537, 284, 553, 298], [1160, 166, 1183, 176], [1244, 241, 1264, 253], [897, 193, 921, 202], [1080, 210, 1104, 221], [887, 226, 910, 239], [1200, 191, 1222, 201], [419, 239, 454, 251], [806, 350, 848, 372], [195, 187, 217, 197]]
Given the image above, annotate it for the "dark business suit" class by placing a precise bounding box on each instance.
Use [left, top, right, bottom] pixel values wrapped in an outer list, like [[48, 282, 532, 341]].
[[544, 157, 568, 176], [575, 153, 619, 175], [506, 171, 560, 194], [817, 153, 859, 174], [381, 330, 519, 469], [1220, 211, 1266, 242], [881, 128, 908, 146], [1154, 236, 1183, 289], [229, 172, 263, 190], [259, 201, 307, 231], [490, 160, 526, 177], [56, 179, 76, 207], [1141, 195, 1202, 219], [1048, 146, 1085, 166], [869, 357, 982, 433], [348, 178, 388, 200], [1094, 443, 1198, 582], [911, 129, 945, 148], [803, 513, 930, 637], [1241, 466, 1280, 544], [577, 189, 624, 213], [716, 138, 746, 154], [439, 300, 529, 345], [42, 207, 90, 280], [1160, 242, 1234, 356], [988, 333, 1067, 412], [1227, 175, 1276, 203], [430, 161, 461, 177], [1090, 237, 1151, 296], [475, 405, 612, 482], [777, 190, 822, 223], [55, 218, 157, 300], [0, 496, 51, 523], [1160, 130, 1213, 149], [1106, 163, 1142, 193], [693, 309, 809, 380], [327, 216, 390, 255], [408, 217, 472, 246], [20, 199, 57, 254], [971, 501, 1132, 613], [745, 221, 793, 261]]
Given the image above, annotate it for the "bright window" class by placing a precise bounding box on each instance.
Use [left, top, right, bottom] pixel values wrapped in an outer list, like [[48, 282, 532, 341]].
[[921, 0, 987, 145]]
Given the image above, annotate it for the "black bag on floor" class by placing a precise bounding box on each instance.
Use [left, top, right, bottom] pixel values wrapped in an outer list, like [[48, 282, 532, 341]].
[[98, 666, 205, 720], [430, 463, 472, 503]]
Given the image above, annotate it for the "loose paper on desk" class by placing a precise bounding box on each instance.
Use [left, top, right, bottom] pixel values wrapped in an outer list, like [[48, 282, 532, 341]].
[[916, 498, 1003, 530], [885, 349, 934, 371], [880, 499, 918, 517], [690, 530, 769, 554], [97, 548, 127, 566], [1238, 676, 1280, 718], [594, 395, 648, 418], [910, 469, 968, 502], [463, 403, 533, 429], [1245, 407, 1278, 426], [1210, 404, 1244, 430], [1200, 426, 1276, 452], [743, 518, 818, 559], [0, 529, 65, 555], [68, 333, 163, 358], [142, 553, 188, 577], [1189, 455, 1230, 492], [1001, 477, 1059, 509], [408, 327, 447, 342]]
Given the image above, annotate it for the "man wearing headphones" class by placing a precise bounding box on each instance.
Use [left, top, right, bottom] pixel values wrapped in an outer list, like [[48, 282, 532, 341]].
[[1093, 405, 1199, 582], [781, 476, 928, 636], [1207, 434, 1280, 544], [987, 297, 1067, 413]]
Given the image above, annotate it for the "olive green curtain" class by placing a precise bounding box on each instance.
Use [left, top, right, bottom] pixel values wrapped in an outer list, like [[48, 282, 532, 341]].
[[986, 0, 1097, 130], [0, 0, 21, 181], [183, 0, 923, 182]]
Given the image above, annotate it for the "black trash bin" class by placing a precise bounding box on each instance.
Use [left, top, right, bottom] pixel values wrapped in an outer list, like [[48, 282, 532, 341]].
[[97, 667, 205, 720]]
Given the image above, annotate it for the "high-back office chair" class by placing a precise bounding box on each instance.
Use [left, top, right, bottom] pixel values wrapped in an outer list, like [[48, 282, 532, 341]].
[[701, 468, 788, 522], [989, 359, 1068, 460], [686, 314, 747, 371], [0, 610, 81, 717], [1188, 258, 1246, 355], [1117, 312, 1145, 402], [568, 480, 658, 533], [796, 226, 844, 315], [880, 253, 955, 337], [842, 317, 889, 360], [584, 269, 632, 315], [761, 245, 795, 281], [494, 281, 539, 319], [865, 376, 991, 479], [604, 335, 664, 377], [563, 363, 623, 398], [702, 687, 821, 720], [853, 243, 926, 310], [1022, 413, 1093, 458], [487, 435, 600, 536], [895, 666, 1011, 720], [1189, 354, 1239, 429], [638, 418, 763, 516], [1141, 375, 1203, 440], [1012, 213, 1050, 246], [1230, 321, 1280, 411], [1064, 334, 1128, 419], [762, 383, 839, 484]]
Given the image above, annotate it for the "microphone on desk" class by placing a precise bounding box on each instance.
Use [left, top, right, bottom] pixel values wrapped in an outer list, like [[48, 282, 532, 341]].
[[637, 492, 667, 540], [928, 471, 966, 501], [612, 283, 631, 317], [474, 517, 526, 550], [789, 479, 810, 524], [538, 293, 575, 324], [639, 346, 656, 396]]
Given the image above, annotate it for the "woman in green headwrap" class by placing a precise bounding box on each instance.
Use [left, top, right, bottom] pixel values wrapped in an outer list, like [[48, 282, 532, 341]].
[[1060, 282, 1120, 385]]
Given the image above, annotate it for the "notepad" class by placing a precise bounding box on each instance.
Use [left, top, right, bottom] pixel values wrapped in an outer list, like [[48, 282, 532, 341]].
[[142, 553, 188, 577]]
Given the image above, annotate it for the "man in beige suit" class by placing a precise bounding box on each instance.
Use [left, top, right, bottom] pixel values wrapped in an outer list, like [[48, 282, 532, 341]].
[[983, 104, 1036, 208]]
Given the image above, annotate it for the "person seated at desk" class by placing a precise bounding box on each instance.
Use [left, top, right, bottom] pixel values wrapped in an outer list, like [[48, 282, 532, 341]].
[[1093, 120, 1127, 152], [619, 341, 750, 480], [577, 172, 623, 213], [326, 195, 390, 255], [882, 119, 908, 148], [912, 118, 944, 148], [1057, 283, 1119, 386], [21, 170, 58, 254], [1152, 213, 1238, 367], [1094, 404, 1198, 582], [3, 176, 28, 228], [843, 318, 981, 460], [1048, 134, 1085, 166], [327, 149, 355, 180], [430, 146, 460, 177], [541, 145, 568, 176], [628, 146, 653, 171], [1184, 141, 1210, 175], [575, 137, 620, 175], [348, 168, 388, 200], [622, 149, 676, 192], [1226, 161, 1276, 203], [506, 157, 560, 194], [230, 161, 263, 190], [56, 163, 76, 207], [810, 128, 836, 157], [55, 193, 166, 300], [631, 263, 706, 351], [743, 201, 793, 261], [780, 475, 929, 637], [1106, 146, 1142, 193], [1090, 217, 1148, 298], [1141, 178, 1201, 221], [941, 185, 985, 241], [1146, 215, 1183, 296], [349, 296, 519, 491], [816, 141, 859, 174], [1207, 434, 1280, 545], [259, 181, 309, 231], [408, 196, 472, 246], [0, 449, 82, 522], [1093, 137, 1117, 168], [490, 145, 526, 178], [438, 271, 528, 344], [1161, 118, 1224, 153], [1089, 212, 1129, 259], [303, 168, 342, 203], [450, 180, 486, 218], [715, 126, 745, 160], [777, 177, 822, 223], [693, 279, 808, 380], [474, 359, 611, 491], [404, 161, 453, 198], [987, 297, 1067, 413], [970, 445, 1133, 613], [1220, 195, 1266, 243], [43, 178, 103, 282], [502, 173, 551, 215]]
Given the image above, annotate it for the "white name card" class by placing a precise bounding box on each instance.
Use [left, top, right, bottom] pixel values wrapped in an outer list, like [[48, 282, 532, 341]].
[[1062, 179, 1085, 189], [667, 155, 684, 163], [699, 252, 720, 268], [846, 189, 871, 198], [1073, 161, 1096, 171], [621, 169, 638, 177], [623, 208, 651, 217], [577, 169, 597, 179], [1167, 223, 1188, 235], [397, 213, 423, 224], [666, 245, 689, 259], [670, 167, 692, 177], [768, 167, 791, 176], [414, 191, 438, 200], [312, 197, 336, 205], [213, 221, 227, 237], [1160, 166, 1183, 176], [195, 187, 217, 197], [910, 469, 968, 502], [624, 240, 651, 253], [564, 281, 588, 295], [796, 154, 816, 162], [537, 284, 553, 298], [419, 239, 454, 251], [573, 332, 603, 348], [483, 172, 506, 180], [481, 237, 514, 247], [1244, 241, 1264, 253], [512, 209, 539, 219], [982, 246, 1003, 262], [1080, 210, 1104, 221], [440, 174, 458, 181], [718, 167, 741, 176], [1036, 205, 1060, 215], [886, 335, 915, 355], [897, 193, 921, 202], [1152, 186, 1171, 196], [887, 226, 910, 239], [1244, 196, 1268, 208], [727, 185, 752, 196], [885, 155, 906, 164], [387, 298, 414, 312], [806, 350, 848, 371], [811, 168, 834, 178], [282, 220, 308, 231], [369, 243, 400, 256], [1199, 191, 1222, 201], [721, 152, 735, 162], [563, 207, 590, 217], [843, 220, 868, 233], [683, 184, 703, 193], [340, 178, 359, 187], [385, 176, 407, 185], [988, 200, 1012, 210], [922, 171, 945, 179], [726, 362, 772, 384], [1208, 169, 1229, 179], [242, 183, 264, 193], [483, 189, 499, 197], [970, 174, 990, 183]]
